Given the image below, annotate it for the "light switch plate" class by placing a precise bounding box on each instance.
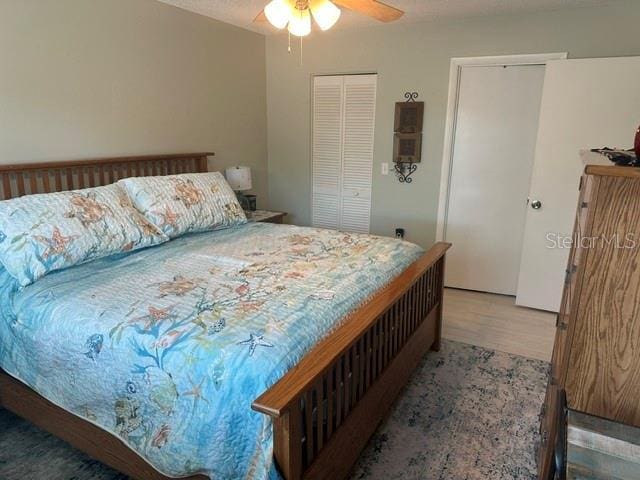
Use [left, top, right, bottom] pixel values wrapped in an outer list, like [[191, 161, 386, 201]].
[[381, 162, 389, 175]]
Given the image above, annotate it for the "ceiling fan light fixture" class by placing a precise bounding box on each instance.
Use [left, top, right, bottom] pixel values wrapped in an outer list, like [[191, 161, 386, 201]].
[[264, 0, 292, 29], [309, 0, 341, 31], [287, 7, 311, 37]]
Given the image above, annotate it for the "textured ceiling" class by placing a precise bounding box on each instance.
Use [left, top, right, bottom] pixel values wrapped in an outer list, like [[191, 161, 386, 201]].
[[156, 0, 616, 34]]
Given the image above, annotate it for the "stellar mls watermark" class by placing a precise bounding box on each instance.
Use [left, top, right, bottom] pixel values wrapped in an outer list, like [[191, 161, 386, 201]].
[[546, 232, 637, 249]]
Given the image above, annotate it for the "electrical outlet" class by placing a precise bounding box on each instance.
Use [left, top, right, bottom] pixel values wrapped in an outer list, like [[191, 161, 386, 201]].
[[381, 162, 389, 175]]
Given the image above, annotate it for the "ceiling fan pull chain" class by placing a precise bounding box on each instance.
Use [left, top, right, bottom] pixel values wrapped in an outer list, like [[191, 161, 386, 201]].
[[300, 35, 303, 66], [288, 31, 292, 53]]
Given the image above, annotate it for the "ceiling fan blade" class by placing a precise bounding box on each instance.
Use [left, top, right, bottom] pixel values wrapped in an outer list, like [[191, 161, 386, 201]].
[[253, 9, 267, 23], [333, 0, 404, 22]]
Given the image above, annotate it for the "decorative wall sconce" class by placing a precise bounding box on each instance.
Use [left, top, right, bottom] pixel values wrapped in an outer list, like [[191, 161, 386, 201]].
[[393, 134, 420, 182], [393, 92, 424, 183]]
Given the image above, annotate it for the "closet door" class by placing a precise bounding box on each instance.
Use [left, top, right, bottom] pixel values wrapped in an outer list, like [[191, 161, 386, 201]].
[[340, 74, 376, 233], [312, 75, 343, 230], [312, 74, 376, 233]]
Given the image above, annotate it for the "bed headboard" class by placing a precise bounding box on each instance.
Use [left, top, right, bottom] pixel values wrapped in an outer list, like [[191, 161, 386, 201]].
[[0, 152, 212, 200]]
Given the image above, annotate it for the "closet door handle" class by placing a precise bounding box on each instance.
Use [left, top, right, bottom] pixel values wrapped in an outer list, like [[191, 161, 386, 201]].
[[531, 200, 542, 210]]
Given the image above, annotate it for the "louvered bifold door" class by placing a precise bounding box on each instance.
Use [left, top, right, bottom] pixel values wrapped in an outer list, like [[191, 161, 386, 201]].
[[340, 74, 376, 233], [312, 74, 376, 233], [312, 75, 344, 230]]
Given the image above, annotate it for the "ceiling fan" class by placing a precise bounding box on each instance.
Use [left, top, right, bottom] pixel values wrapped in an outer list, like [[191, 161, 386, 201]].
[[254, 0, 404, 37]]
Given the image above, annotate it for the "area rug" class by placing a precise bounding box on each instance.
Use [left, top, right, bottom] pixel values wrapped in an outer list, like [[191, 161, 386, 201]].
[[351, 340, 547, 480], [0, 340, 547, 479]]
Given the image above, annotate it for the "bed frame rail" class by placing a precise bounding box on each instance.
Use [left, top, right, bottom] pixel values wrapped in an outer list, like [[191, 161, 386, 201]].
[[253, 242, 450, 480]]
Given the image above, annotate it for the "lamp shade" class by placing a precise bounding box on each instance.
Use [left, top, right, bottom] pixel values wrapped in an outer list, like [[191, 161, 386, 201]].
[[310, 0, 341, 31], [225, 166, 252, 191], [264, 0, 292, 29], [288, 7, 311, 37]]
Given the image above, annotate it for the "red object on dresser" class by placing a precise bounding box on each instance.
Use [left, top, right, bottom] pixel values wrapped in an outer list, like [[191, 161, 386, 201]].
[[635, 125, 640, 159]]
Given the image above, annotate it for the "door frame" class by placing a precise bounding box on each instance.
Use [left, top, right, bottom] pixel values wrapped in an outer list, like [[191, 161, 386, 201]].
[[435, 53, 567, 242]]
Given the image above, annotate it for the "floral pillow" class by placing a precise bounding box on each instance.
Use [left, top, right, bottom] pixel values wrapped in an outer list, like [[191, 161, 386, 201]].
[[117, 172, 247, 238], [0, 184, 168, 286]]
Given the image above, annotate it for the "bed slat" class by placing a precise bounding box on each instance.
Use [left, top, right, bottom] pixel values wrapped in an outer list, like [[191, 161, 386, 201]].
[[42, 170, 50, 193], [315, 377, 324, 452], [2, 173, 11, 200], [16, 173, 25, 197], [28, 172, 37, 194], [304, 389, 314, 464], [335, 357, 343, 428], [326, 366, 334, 439]]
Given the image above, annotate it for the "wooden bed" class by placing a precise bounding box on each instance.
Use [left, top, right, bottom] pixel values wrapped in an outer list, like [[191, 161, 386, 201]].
[[0, 153, 450, 480]]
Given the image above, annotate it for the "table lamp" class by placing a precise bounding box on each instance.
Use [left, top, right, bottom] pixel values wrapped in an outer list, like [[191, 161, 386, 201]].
[[225, 166, 253, 210]]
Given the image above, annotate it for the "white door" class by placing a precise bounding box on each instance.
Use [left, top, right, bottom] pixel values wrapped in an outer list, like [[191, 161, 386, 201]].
[[312, 75, 343, 230], [312, 74, 376, 233], [445, 65, 545, 295], [516, 57, 640, 312], [340, 75, 375, 233]]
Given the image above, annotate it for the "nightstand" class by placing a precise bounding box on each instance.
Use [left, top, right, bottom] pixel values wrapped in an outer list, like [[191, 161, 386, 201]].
[[245, 210, 287, 224]]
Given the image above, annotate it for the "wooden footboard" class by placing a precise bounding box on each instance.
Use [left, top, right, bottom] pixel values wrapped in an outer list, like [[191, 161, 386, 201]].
[[253, 242, 450, 480]]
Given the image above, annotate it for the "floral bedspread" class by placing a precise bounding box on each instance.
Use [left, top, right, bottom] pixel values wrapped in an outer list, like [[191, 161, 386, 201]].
[[0, 223, 423, 479]]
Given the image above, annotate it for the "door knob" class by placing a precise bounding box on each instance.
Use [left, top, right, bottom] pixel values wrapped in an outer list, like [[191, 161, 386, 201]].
[[531, 200, 542, 210]]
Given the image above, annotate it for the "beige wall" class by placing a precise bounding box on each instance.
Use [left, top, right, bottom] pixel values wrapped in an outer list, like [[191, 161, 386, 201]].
[[0, 0, 268, 206], [266, 0, 640, 248]]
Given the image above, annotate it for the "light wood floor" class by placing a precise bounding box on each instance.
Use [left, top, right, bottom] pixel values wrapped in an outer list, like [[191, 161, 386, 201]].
[[442, 287, 556, 362]]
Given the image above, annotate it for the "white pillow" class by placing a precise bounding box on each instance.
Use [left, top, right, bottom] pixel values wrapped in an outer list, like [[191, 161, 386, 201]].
[[118, 172, 247, 238], [0, 184, 168, 286]]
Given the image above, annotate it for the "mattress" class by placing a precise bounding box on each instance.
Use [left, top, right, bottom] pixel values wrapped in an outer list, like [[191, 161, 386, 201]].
[[0, 222, 423, 479]]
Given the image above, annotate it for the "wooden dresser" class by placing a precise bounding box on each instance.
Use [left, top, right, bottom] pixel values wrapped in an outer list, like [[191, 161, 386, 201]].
[[538, 165, 640, 479]]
